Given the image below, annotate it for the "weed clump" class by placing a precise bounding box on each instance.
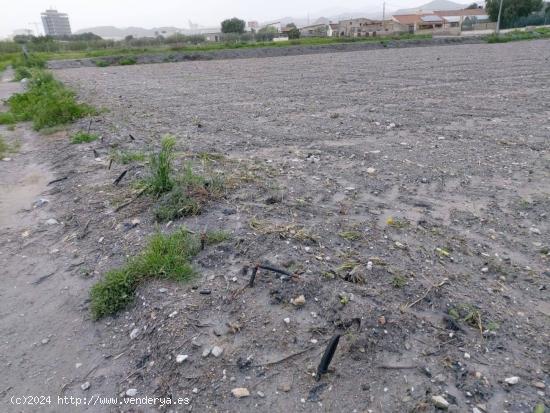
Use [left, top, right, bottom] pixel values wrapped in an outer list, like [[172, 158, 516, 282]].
[[6, 69, 95, 130], [71, 131, 99, 144], [149, 135, 176, 195], [90, 228, 228, 319], [110, 149, 146, 164], [119, 57, 137, 65], [0, 112, 16, 125]]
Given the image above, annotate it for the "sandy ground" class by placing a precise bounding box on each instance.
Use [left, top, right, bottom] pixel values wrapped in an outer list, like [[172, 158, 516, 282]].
[[1, 39, 549, 412]]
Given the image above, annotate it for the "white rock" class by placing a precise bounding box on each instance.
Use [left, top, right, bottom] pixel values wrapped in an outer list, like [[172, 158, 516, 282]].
[[431, 395, 450, 409], [168, 311, 178, 318], [367, 261, 373, 270], [232, 388, 250, 398], [505, 376, 520, 385], [125, 389, 138, 397], [129, 328, 140, 340], [202, 347, 212, 357], [464, 352, 471, 359], [257, 391, 265, 398], [81, 382, 90, 391], [291, 295, 306, 306], [45, 218, 59, 225], [158, 288, 168, 293], [283, 317, 290, 324], [211, 346, 224, 357], [175, 354, 188, 363], [366, 167, 376, 174], [41, 338, 49, 344], [192, 388, 199, 394]]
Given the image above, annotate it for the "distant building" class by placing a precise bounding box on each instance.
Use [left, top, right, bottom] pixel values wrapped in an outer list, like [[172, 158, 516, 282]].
[[337, 18, 386, 37], [41, 9, 72, 37], [247, 21, 259, 31]]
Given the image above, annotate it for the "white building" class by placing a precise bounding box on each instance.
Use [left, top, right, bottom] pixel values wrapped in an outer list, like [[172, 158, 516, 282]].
[[41, 9, 72, 37]]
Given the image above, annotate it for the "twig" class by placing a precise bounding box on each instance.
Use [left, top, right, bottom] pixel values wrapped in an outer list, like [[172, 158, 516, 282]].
[[377, 364, 419, 370], [47, 176, 68, 186], [78, 219, 91, 240], [402, 279, 448, 311], [114, 188, 147, 213], [87, 118, 92, 134], [254, 345, 319, 367], [113, 170, 128, 186], [31, 272, 55, 285], [108, 158, 113, 170]]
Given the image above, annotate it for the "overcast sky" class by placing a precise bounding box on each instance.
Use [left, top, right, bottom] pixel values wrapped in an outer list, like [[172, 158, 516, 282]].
[[0, 0, 427, 37]]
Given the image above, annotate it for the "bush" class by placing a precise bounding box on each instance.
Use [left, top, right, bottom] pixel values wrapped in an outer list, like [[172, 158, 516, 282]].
[[6, 69, 95, 130], [119, 57, 137, 65], [0, 112, 15, 125], [94, 59, 110, 67]]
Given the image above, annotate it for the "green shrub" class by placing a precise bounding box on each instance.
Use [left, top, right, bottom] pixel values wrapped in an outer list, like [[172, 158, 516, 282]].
[[110, 149, 146, 164], [94, 59, 110, 67], [7, 69, 95, 130], [90, 228, 200, 319], [0, 112, 15, 125], [14, 66, 32, 81], [71, 131, 99, 144], [149, 135, 176, 195], [119, 57, 137, 65]]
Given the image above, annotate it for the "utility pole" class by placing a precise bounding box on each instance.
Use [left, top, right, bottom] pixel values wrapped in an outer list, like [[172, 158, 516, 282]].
[[496, 0, 504, 35], [382, 1, 386, 30]]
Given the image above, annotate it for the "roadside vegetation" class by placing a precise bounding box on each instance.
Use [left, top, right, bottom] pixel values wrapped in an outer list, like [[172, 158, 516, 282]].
[[487, 27, 550, 42], [90, 227, 227, 319], [71, 131, 99, 144], [3, 66, 95, 130]]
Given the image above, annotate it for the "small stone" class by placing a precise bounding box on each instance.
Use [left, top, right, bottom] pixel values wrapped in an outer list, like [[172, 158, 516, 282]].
[[278, 382, 292, 392], [504, 376, 519, 385], [45, 218, 59, 225], [530, 227, 541, 235], [432, 395, 450, 409], [256, 391, 265, 398], [168, 311, 178, 318], [367, 261, 373, 270], [192, 388, 199, 394], [464, 352, 471, 359], [175, 354, 188, 363], [126, 389, 138, 397], [75, 363, 83, 369], [310, 339, 318, 344], [481, 267, 489, 273], [202, 347, 211, 357], [158, 288, 168, 293], [366, 167, 376, 174], [532, 381, 545, 389], [129, 328, 140, 340], [80, 382, 90, 391], [378, 315, 386, 325], [433, 374, 446, 383], [211, 346, 224, 357], [283, 317, 290, 324], [231, 388, 250, 398], [291, 295, 306, 306], [472, 408, 482, 413]]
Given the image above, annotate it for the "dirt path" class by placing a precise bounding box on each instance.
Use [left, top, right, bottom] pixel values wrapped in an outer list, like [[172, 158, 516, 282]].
[[0, 71, 126, 412]]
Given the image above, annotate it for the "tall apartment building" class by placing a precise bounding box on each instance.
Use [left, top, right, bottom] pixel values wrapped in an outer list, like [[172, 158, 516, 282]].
[[41, 9, 72, 37]]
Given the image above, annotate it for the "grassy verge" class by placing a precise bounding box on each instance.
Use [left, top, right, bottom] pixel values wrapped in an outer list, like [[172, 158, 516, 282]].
[[486, 27, 550, 43], [90, 228, 228, 319], [4, 68, 95, 130], [71, 131, 99, 144]]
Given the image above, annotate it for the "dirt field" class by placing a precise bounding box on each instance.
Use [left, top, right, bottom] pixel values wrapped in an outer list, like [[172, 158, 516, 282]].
[[1, 39, 549, 412]]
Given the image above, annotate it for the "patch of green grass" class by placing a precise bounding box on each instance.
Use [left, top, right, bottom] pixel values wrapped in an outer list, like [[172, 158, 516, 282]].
[[94, 59, 110, 67], [149, 135, 176, 195], [0, 112, 16, 125], [14, 66, 32, 81], [119, 57, 137, 65], [339, 231, 362, 241], [486, 27, 550, 43], [204, 230, 230, 245], [154, 188, 201, 222], [71, 131, 99, 144], [6, 69, 95, 130], [110, 149, 147, 164], [0, 135, 18, 158], [391, 275, 407, 288], [90, 228, 200, 319]]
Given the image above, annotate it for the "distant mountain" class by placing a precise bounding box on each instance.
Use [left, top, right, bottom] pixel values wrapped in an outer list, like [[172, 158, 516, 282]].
[[393, 0, 468, 15]]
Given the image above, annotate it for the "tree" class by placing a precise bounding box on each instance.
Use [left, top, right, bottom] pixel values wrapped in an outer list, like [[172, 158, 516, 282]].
[[221, 18, 246, 34], [285, 23, 301, 39], [486, 0, 544, 26], [466, 2, 480, 8]]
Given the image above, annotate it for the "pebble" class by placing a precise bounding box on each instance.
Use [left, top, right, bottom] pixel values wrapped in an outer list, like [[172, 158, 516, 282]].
[[125, 389, 138, 397], [278, 382, 292, 392], [129, 328, 140, 340], [175, 354, 188, 363], [504, 376, 519, 385], [530, 227, 541, 235], [433, 374, 446, 383], [202, 347, 211, 357], [366, 167, 376, 174], [211, 346, 224, 357], [256, 391, 265, 398], [532, 381, 545, 389], [41, 338, 49, 345], [231, 388, 250, 398], [283, 317, 290, 324], [290, 295, 306, 306], [80, 382, 90, 391], [431, 395, 450, 409], [192, 388, 199, 394], [158, 288, 168, 293], [168, 311, 178, 318], [367, 261, 373, 270], [464, 352, 471, 359], [45, 218, 59, 225]]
